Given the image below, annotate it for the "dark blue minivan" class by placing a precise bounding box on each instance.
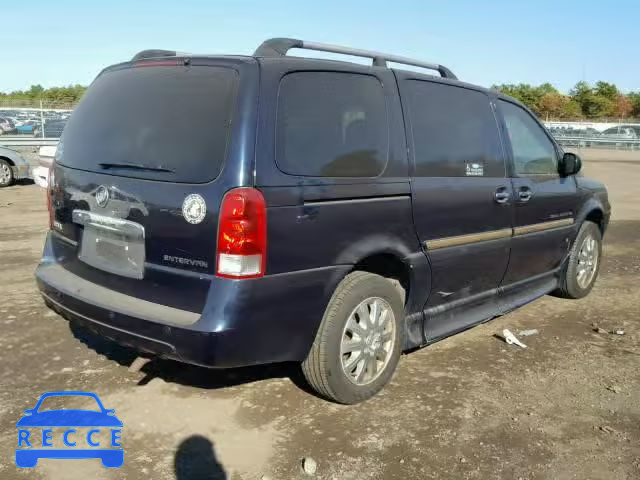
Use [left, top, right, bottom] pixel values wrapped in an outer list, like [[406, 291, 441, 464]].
[[36, 38, 610, 403]]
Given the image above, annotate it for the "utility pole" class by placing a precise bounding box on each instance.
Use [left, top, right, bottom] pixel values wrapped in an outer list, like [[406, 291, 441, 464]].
[[39, 99, 45, 138]]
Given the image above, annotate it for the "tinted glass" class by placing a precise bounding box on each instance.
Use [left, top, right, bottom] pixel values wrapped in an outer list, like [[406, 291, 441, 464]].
[[406, 80, 504, 177], [499, 100, 558, 175], [58, 65, 238, 183], [37, 395, 101, 412], [276, 72, 387, 177]]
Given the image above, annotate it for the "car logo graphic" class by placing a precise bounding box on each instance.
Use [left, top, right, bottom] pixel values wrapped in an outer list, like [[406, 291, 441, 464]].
[[182, 193, 207, 224], [95, 185, 109, 207], [15, 391, 123, 468]]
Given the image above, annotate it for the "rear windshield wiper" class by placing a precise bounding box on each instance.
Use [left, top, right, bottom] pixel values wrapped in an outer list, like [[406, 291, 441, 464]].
[[98, 162, 175, 173]]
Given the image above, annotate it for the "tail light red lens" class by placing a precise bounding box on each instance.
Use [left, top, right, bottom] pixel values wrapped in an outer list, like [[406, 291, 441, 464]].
[[216, 188, 267, 279]]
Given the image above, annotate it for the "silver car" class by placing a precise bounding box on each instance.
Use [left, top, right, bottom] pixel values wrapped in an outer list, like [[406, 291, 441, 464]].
[[0, 147, 32, 187]]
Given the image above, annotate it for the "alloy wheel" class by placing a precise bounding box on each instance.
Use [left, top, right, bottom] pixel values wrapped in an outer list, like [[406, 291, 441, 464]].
[[340, 297, 396, 386], [576, 234, 599, 289]]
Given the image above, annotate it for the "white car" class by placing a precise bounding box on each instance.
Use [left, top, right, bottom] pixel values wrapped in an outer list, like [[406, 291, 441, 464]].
[[601, 126, 638, 139], [33, 145, 57, 188]]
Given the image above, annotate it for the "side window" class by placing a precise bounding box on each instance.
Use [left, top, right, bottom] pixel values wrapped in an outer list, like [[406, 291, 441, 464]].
[[499, 100, 558, 175], [405, 80, 504, 177], [276, 72, 388, 177]]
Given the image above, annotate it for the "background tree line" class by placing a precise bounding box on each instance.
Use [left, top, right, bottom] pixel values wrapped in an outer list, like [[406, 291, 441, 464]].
[[493, 81, 640, 121], [1, 81, 639, 121], [0, 84, 87, 109]]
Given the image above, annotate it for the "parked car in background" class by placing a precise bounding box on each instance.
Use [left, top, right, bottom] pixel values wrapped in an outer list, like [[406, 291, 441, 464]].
[[15, 120, 41, 135], [37, 38, 610, 404], [601, 125, 640, 138], [0, 117, 16, 135], [33, 146, 56, 188], [34, 119, 67, 138], [548, 127, 590, 137], [0, 146, 32, 187]]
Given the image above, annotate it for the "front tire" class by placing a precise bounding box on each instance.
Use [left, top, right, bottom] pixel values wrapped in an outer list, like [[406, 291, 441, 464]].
[[302, 271, 404, 404], [554, 221, 602, 299], [0, 159, 14, 187]]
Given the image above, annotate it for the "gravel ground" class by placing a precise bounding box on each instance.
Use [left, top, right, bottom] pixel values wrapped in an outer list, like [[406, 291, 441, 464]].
[[0, 150, 638, 479]]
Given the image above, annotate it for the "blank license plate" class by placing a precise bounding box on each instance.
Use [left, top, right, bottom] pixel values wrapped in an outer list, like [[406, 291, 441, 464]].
[[78, 225, 145, 279]]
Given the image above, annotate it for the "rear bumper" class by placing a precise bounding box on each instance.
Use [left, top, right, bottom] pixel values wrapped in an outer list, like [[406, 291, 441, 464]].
[[38, 284, 224, 367], [36, 234, 349, 368], [12, 163, 31, 180]]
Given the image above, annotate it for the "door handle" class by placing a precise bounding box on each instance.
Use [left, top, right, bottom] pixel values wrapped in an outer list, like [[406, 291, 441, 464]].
[[518, 187, 533, 202], [494, 187, 510, 204]]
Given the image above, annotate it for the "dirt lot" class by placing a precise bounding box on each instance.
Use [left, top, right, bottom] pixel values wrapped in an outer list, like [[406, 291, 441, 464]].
[[0, 150, 638, 480]]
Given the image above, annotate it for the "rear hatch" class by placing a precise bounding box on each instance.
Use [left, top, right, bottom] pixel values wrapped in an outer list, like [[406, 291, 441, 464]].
[[49, 59, 244, 313]]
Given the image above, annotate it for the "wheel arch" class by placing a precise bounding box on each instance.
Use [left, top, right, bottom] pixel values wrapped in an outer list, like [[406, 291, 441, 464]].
[[0, 146, 29, 166], [0, 155, 16, 167], [340, 247, 432, 351], [575, 198, 608, 236], [584, 208, 605, 234], [351, 252, 412, 305]]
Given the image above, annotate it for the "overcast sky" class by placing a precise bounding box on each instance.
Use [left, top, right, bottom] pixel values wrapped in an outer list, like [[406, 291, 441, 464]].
[[3, 0, 638, 93]]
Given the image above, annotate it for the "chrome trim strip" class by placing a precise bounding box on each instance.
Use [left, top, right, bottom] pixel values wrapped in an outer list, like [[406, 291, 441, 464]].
[[424, 218, 574, 250], [425, 228, 513, 250], [513, 218, 574, 236], [72, 209, 145, 240], [304, 195, 409, 207]]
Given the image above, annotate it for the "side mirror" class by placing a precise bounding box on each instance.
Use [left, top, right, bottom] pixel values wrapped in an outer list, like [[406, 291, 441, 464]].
[[559, 152, 582, 176], [23, 409, 34, 415]]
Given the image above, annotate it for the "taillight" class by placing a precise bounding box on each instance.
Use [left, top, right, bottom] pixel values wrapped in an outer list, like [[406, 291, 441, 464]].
[[216, 188, 267, 279], [46, 167, 54, 230]]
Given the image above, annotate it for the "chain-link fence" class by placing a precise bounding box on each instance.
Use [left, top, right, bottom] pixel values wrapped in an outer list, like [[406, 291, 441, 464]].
[[0, 103, 74, 141], [1, 103, 640, 151], [544, 121, 640, 150]]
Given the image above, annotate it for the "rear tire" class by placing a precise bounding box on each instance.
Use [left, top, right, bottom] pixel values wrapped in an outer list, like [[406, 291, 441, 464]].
[[302, 271, 404, 404], [0, 159, 14, 187], [554, 221, 602, 299]]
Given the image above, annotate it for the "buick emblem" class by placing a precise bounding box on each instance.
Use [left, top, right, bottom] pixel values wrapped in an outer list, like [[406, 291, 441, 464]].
[[95, 185, 109, 208]]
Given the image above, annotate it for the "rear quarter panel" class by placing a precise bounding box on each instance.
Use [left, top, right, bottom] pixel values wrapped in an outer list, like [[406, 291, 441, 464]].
[[251, 58, 430, 350]]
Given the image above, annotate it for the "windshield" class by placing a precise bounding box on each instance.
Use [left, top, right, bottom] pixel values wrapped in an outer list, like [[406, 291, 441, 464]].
[[57, 64, 238, 183], [36, 395, 102, 412]]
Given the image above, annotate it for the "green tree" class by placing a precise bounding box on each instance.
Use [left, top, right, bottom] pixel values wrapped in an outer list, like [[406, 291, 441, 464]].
[[492, 83, 553, 115], [538, 92, 583, 120], [613, 95, 633, 119], [628, 92, 640, 118], [0, 84, 87, 108], [564, 99, 583, 118], [569, 81, 592, 116], [28, 84, 44, 98], [594, 81, 619, 101], [569, 81, 617, 118]]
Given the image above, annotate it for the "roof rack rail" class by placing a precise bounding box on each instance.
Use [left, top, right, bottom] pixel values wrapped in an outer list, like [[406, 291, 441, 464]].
[[253, 38, 457, 80], [131, 49, 178, 61]]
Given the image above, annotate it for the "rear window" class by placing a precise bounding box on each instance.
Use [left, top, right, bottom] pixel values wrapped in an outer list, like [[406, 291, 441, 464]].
[[57, 65, 238, 183], [276, 72, 388, 177]]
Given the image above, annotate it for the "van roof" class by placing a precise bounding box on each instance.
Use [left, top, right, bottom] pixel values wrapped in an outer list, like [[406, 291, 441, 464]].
[[130, 37, 457, 80], [125, 38, 528, 111]]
